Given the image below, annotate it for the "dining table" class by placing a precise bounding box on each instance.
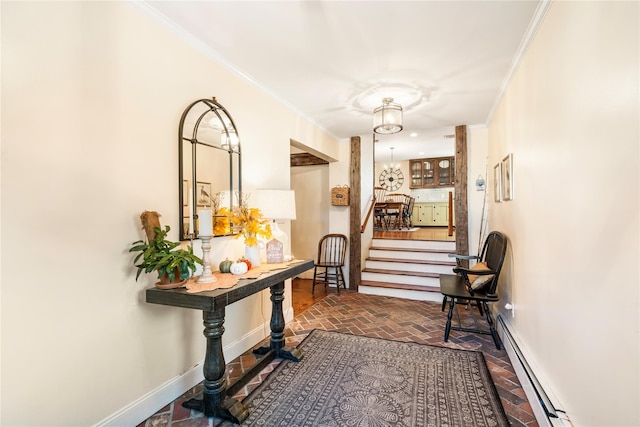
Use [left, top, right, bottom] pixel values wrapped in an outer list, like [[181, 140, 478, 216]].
[[374, 201, 404, 230]]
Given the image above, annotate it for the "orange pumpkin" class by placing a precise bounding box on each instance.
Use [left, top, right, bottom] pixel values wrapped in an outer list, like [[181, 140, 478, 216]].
[[238, 257, 252, 271]]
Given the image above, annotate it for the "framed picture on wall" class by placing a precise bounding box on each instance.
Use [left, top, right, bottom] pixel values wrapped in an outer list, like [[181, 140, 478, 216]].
[[501, 154, 513, 201], [493, 163, 502, 202], [196, 181, 212, 207]]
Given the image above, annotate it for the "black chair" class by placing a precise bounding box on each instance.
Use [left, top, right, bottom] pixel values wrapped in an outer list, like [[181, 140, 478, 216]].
[[440, 231, 507, 349], [383, 193, 405, 230], [402, 195, 415, 229], [373, 187, 387, 230], [312, 234, 348, 294]]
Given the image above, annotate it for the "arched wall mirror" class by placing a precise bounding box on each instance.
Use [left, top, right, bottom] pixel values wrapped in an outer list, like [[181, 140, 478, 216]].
[[178, 97, 242, 241]]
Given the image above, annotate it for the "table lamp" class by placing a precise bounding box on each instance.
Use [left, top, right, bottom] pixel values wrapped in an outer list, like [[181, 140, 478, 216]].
[[253, 189, 297, 263]]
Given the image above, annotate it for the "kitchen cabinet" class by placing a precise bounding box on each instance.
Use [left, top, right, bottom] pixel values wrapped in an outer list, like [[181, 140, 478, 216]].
[[412, 204, 432, 225], [432, 203, 450, 226], [409, 157, 455, 188], [412, 202, 454, 226]]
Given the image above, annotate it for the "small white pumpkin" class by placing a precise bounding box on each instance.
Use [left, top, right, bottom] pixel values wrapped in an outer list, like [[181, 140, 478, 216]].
[[229, 261, 248, 275]]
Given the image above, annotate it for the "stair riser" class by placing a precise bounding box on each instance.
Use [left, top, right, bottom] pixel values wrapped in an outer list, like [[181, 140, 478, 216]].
[[372, 239, 455, 251], [365, 261, 455, 274], [359, 286, 443, 303], [361, 272, 441, 287], [369, 249, 452, 262]]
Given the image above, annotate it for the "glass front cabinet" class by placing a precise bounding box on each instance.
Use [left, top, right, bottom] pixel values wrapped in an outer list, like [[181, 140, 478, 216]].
[[409, 157, 455, 188]]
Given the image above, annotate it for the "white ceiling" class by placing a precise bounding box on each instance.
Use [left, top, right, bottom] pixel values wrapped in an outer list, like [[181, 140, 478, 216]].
[[142, 1, 543, 162]]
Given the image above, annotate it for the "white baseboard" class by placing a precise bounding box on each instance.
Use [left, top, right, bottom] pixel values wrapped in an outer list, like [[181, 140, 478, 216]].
[[95, 307, 294, 427], [496, 315, 573, 427], [93, 362, 204, 427]]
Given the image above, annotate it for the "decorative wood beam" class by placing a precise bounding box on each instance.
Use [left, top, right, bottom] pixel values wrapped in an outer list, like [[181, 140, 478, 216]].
[[454, 125, 469, 267], [349, 136, 361, 290], [290, 153, 329, 167]]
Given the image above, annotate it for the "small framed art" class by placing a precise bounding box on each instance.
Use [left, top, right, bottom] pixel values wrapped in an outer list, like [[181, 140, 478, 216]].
[[196, 181, 212, 207], [501, 154, 513, 201], [493, 163, 502, 202]]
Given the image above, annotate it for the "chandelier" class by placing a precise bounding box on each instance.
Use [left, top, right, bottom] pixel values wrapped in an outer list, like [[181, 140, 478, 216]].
[[373, 97, 403, 134], [384, 147, 401, 172]]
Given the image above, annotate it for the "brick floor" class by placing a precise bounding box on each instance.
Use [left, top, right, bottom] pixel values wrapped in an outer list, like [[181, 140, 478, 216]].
[[138, 291, 538, 427]]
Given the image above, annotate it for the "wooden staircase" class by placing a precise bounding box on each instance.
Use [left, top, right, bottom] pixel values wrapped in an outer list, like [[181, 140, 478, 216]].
[[360, 237, 456, 302]]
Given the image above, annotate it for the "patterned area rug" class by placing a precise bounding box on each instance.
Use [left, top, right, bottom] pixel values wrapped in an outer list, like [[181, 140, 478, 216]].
[[234, 330, 508, 426]]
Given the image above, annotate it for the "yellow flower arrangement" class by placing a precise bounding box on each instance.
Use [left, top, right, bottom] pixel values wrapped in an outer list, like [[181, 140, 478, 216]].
[[206, 191, 234, 237], [221, 205, 272, 247], [213, 210, 231, 236]]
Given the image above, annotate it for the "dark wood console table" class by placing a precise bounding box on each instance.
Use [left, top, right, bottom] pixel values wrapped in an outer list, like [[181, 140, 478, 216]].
[[146, 260, 313, 423]]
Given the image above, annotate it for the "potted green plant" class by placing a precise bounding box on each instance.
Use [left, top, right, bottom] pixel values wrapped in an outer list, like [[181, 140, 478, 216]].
[[130, 225, 202, 288]]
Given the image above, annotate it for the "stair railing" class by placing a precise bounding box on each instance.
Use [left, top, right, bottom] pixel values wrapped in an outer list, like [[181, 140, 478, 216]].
[[361, 194, 377, 233]]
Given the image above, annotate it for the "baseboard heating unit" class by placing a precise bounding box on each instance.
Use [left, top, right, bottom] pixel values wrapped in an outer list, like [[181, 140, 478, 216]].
[[496, 315, 573, 427]]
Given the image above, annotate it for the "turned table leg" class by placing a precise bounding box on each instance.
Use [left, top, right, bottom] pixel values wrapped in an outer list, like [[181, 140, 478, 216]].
[[183, 307, 249, 423], [254, 281, 303, 361]]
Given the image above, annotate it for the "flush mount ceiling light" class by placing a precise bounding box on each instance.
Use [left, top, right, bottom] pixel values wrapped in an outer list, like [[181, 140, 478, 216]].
[[221, 129, 239, 150], [373, 97, 403, 134], [349, 82, 431, 114]]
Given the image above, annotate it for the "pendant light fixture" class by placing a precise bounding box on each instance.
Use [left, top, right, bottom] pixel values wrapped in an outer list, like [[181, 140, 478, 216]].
[[373, 97, 403, 134], [384, 147, 401, 172]]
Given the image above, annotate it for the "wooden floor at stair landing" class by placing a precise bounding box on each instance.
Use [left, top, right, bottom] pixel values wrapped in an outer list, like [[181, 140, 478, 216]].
[[374, 225, 456, 241]]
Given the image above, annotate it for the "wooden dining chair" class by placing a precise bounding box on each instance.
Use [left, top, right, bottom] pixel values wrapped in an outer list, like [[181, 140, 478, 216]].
[[401, 194, 414, 229], [373, 187, 387, 230], [312, 234, 348, 294], [384, 193, 405, 230]]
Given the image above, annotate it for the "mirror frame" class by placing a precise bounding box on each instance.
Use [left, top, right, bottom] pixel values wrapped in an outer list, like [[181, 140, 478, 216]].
[[178, 97, 242, 241]]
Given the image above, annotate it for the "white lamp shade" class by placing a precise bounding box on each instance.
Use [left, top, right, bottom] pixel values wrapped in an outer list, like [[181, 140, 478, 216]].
[[252, 189, 297, 220]]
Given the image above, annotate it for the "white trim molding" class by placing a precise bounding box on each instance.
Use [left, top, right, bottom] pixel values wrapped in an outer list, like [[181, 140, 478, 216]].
[[497, 315, 573, 427], [486, 0, 553, 124], [94, 309, 293, 427]]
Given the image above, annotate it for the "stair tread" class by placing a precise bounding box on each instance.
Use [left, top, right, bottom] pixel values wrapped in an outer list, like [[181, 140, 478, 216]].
[[362, 268, 441, 278], [371, 246, 454, 254], [359, 280, 441, 293], [366, 257, 455, 266]]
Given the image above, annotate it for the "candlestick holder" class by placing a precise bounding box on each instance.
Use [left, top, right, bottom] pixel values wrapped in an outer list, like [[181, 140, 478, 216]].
[[196, 235, 217, 283]]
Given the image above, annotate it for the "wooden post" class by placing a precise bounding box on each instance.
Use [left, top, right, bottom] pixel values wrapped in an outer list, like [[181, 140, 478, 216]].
[[349, 136, 361, 291], [454, 125, 469, 267]]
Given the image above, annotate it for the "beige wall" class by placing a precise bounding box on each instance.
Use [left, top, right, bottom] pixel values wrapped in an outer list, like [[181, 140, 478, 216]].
[[488, 2, 639, 426], [291, 164, 330, 279], [360, 135, 375, 273], [0, 2, 339, 425], [290, 136, 363, 284], [467, 127, 489, 258]]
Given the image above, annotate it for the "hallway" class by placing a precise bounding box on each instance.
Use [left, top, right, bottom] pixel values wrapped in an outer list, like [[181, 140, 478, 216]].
[[139, 280, 537, 426]]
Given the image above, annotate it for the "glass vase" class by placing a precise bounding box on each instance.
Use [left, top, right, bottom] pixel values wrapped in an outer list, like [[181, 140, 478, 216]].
[[244, 244, 260, 268]]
